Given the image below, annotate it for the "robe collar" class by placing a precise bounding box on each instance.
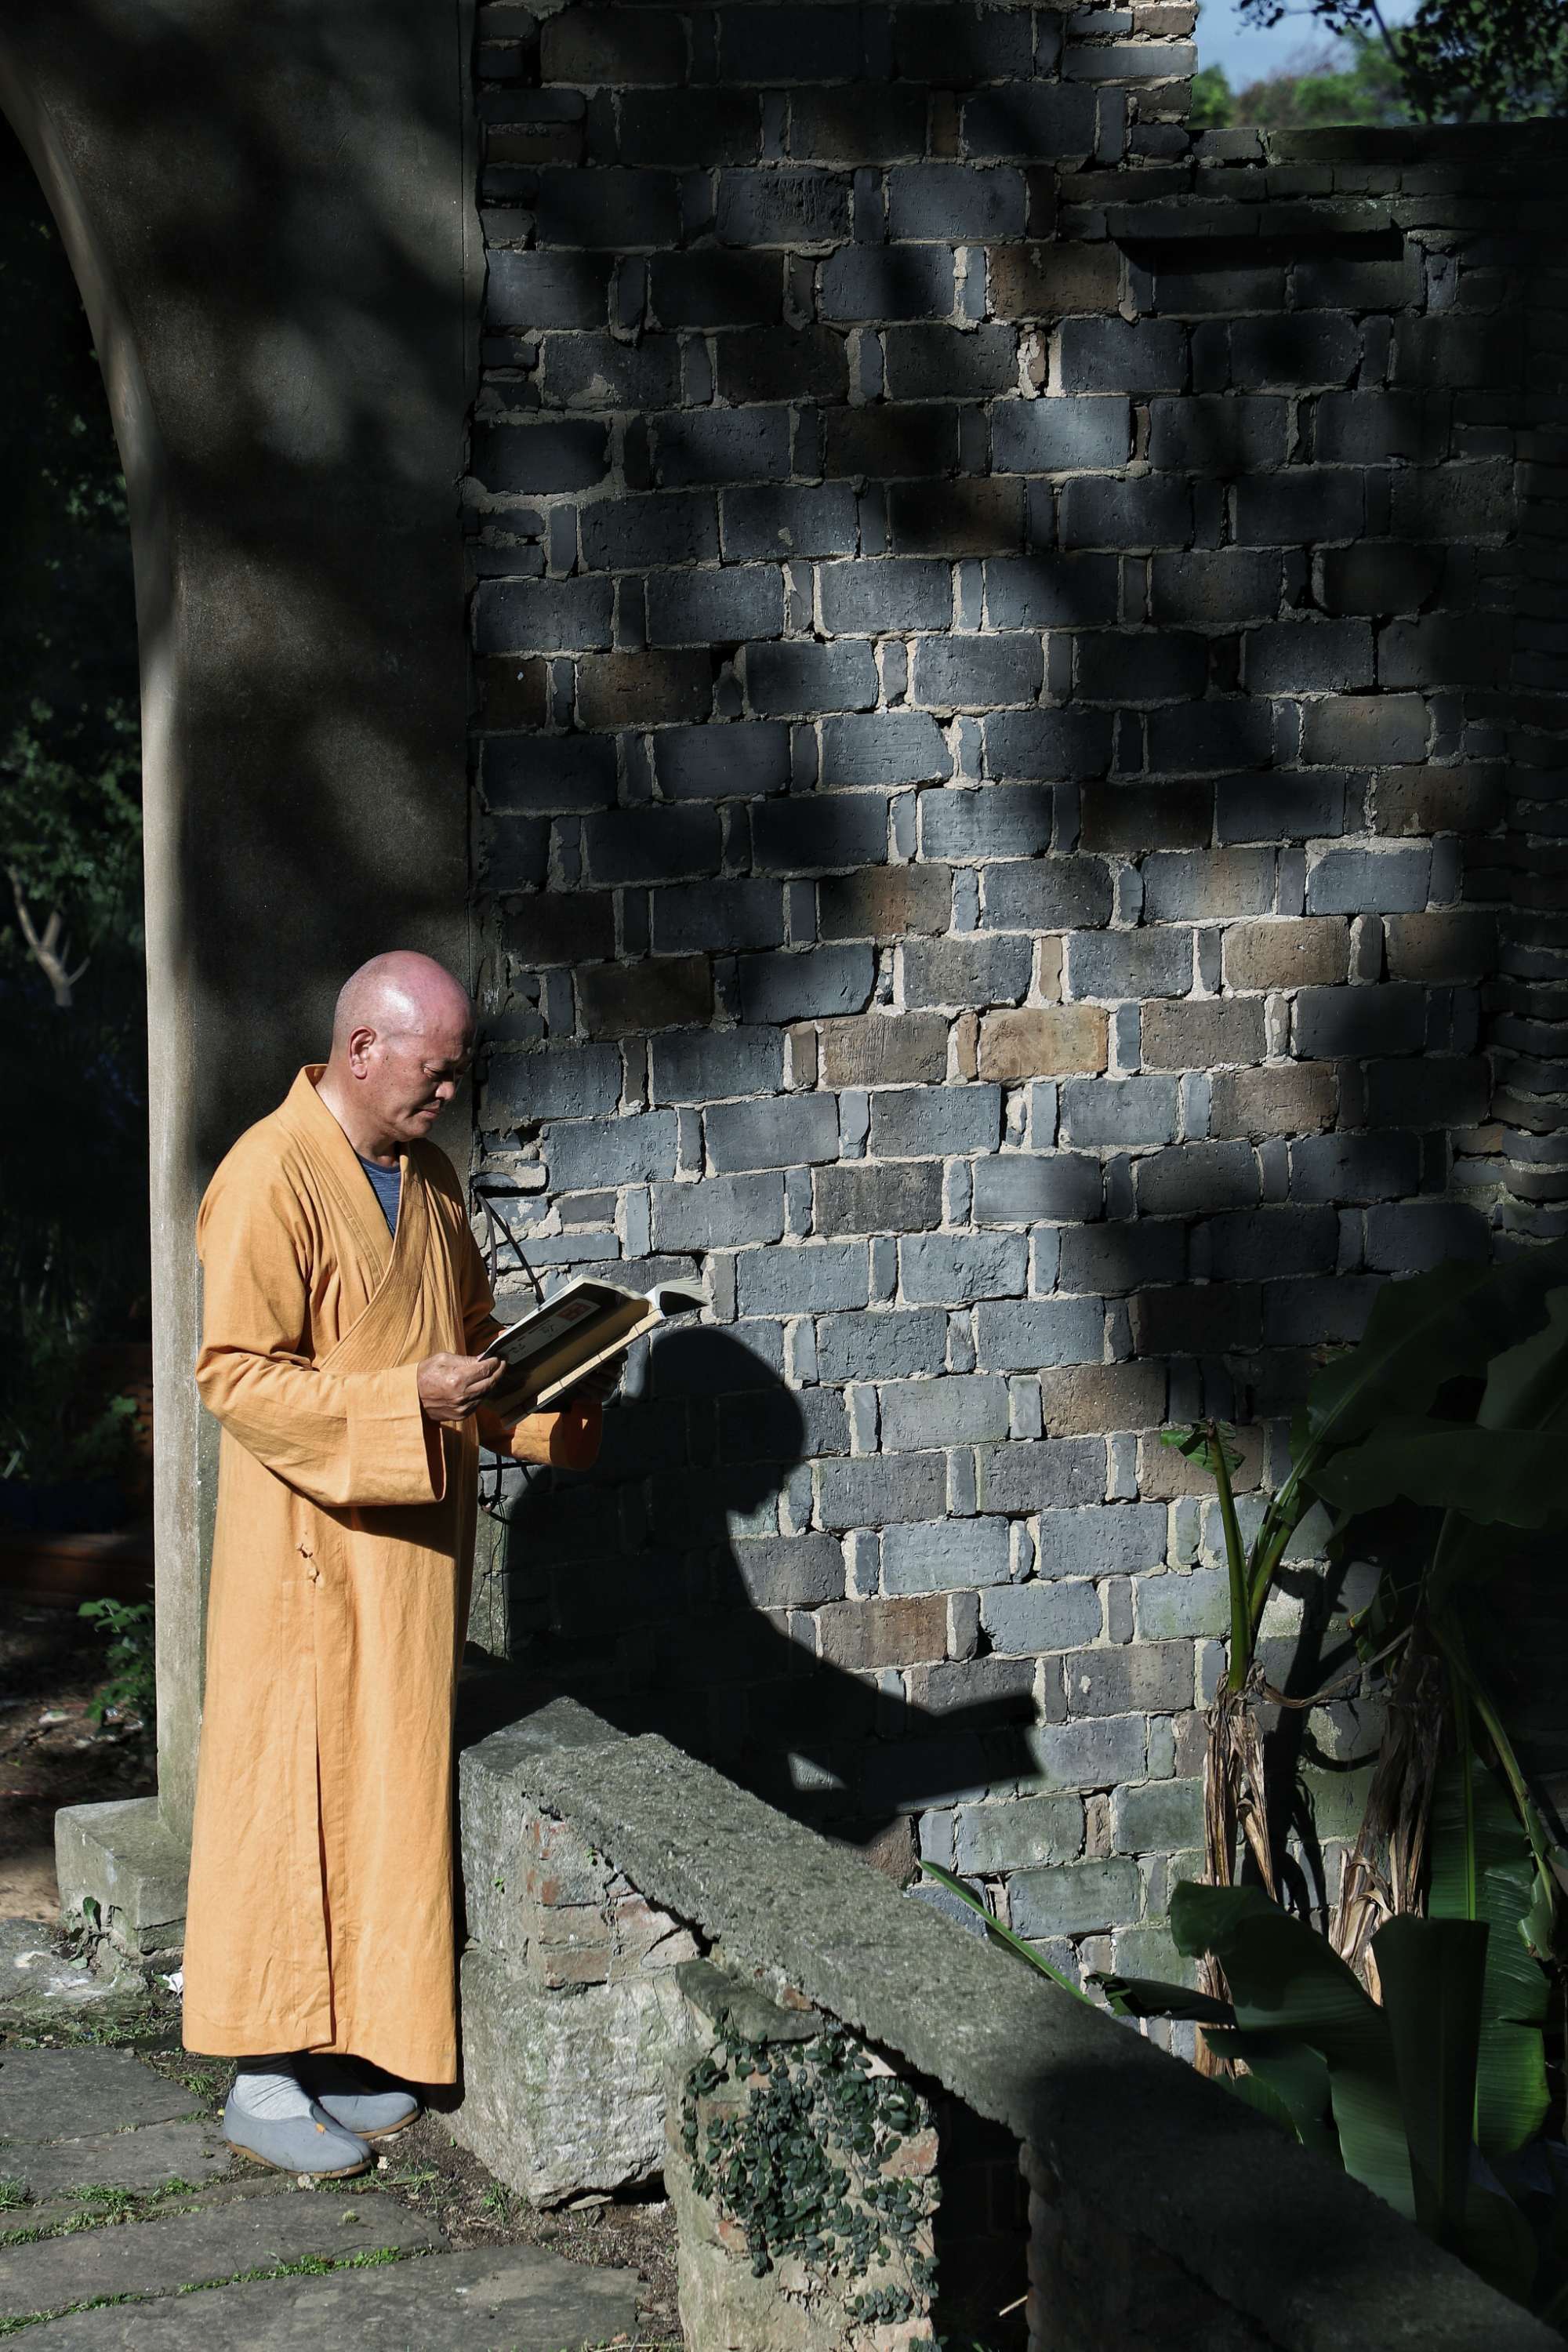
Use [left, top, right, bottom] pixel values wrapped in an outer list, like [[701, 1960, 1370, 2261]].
[[280, 1064, 415, 1277]]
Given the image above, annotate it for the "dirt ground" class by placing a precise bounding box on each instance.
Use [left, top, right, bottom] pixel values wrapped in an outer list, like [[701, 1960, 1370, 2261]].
[[0, 1592, 157, 1918]]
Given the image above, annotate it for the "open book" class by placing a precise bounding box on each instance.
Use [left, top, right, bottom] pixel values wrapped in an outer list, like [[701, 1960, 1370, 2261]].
[[481, 1276, 704, 1411]]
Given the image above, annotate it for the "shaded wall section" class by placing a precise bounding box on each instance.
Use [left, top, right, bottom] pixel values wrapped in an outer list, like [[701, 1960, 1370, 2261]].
[[466, 0, 1564, 1992], [0, 0, 476, 1838]]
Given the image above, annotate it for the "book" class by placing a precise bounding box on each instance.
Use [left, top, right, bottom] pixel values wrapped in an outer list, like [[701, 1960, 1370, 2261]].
[[481, 1276, 705, 1410]]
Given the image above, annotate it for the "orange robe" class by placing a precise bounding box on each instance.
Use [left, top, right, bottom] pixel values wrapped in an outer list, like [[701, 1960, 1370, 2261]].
[[183, 1066, 550, 2081]]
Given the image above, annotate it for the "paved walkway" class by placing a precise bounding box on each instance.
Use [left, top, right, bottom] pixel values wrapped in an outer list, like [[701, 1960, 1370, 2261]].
[[0, 2040, 642, 2347]]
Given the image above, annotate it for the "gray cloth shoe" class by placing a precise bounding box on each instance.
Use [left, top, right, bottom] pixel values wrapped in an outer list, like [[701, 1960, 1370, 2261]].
[[299, 2055, 420, 2140], [223, 2087, 371, 2177]]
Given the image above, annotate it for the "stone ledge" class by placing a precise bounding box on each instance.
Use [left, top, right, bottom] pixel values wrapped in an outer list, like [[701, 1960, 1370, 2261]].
[[461, 1696, 1557, 2352], [55, 1795, 190, 1964]]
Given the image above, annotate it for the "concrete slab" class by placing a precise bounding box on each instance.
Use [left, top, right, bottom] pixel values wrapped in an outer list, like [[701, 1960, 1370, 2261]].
[[0, 1919, 135, 2014], [15, 2243, 641, 2349], [2, 2121, 232, 2201], [0, 2049, 198, 2146], [0, 2189, 438, 2322]]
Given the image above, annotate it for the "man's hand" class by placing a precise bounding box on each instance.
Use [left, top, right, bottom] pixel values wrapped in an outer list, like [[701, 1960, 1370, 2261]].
[[417, 1352, 507, 1422]]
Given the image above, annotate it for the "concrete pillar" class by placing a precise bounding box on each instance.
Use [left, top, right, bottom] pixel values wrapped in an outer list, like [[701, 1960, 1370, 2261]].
[[0, 0, 477, 1949]]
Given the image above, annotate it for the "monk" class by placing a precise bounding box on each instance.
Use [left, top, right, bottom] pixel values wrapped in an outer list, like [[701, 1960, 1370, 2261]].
[[182, 951, 610, 2177]]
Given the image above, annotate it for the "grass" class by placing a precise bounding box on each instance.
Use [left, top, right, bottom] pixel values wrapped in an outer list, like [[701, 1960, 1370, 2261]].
[[0, 2175, 206, 2248], [0, 2242, 428, 2335]]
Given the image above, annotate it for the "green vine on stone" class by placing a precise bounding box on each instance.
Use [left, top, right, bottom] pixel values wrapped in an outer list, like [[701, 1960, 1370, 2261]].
[[681, 2022, 938, 2332]]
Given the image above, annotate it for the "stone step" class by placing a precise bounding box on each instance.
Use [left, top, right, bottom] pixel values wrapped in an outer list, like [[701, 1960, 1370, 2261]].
[[9, 2171, 290, 2243], [0, 2048, 200, 2147], [12, 2241, 641, 2348], [0, 2187, 439, 2324], [2, 2118, 232, 2202]]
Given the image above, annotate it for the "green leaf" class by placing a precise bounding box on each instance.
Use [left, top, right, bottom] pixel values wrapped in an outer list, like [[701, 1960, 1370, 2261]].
[[1093, 1973, 1234, 2025], [917, 1864, 1091, 2005], [1428, 1759, 1550, 2161], [1203, 2025, 1341, 2169], [1374, 1916, 1487, 2249], [1314, 1423, 1568, 1529]]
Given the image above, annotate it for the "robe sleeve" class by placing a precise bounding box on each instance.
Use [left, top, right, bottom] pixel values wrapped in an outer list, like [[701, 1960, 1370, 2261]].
[[453, 1212, 603, 1471], [195, 1158, 443, 1510]]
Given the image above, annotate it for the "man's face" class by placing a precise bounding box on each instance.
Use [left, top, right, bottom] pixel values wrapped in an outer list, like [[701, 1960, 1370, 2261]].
[[351, 1010, 474, 1147]]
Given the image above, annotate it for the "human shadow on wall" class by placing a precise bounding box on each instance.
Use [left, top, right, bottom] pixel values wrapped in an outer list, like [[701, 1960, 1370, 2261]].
[[489, 1323, 1040, 1853]]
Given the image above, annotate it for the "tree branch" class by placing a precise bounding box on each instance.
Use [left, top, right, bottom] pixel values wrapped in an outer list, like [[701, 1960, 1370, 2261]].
[[7, 866, 88, 1007]]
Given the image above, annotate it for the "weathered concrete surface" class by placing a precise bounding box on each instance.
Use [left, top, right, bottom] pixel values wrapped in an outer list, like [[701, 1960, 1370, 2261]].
[[463, 1700, 1561, 2352], [0, 2046, 198, 2144], [2, 2121, 230, 2202], [450, 1944, 686, 2203], [15, 2243, 640, 2349], [54, 1799, 189, 1962], [0, 1918, 143, 2017], [0, 2190, 438, 2323]]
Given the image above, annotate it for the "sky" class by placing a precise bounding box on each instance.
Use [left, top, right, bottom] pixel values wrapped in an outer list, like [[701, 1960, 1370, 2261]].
[[1195, 0, 1418, 89]]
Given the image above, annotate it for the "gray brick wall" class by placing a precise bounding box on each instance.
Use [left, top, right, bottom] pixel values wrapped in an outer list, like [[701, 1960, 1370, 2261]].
[[464, 5, 1559, 1989]]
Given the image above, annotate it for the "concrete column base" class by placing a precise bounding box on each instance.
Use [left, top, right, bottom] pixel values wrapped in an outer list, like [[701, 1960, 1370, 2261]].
[[55, 1797, 189, 1969]]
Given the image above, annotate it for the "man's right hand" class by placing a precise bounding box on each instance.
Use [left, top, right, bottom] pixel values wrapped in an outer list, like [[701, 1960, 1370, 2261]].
[[417, 1352, 507, 1421]]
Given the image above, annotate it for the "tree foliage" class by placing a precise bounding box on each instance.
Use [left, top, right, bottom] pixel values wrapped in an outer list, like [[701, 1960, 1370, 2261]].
[[1238, 0, 1568, 122]]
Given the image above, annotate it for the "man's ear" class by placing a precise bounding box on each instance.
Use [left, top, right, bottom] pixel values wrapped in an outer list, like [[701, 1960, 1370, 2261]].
[[347, 1024, 379, 1076]]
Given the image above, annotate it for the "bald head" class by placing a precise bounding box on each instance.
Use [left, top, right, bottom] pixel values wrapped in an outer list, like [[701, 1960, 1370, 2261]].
[[316, 951, 475, 1163]]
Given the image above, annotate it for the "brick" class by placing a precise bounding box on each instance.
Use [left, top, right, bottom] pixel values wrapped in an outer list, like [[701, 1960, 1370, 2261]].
[[1391, 459, 1513, 545], [1141, 997, 1266, 1069], [725, 484, 861, 561], [880, 1375, 1011, 1451], [650, 1174, 786, 1251], [535, 169, 681, 250], [475, 576, 614, 653], [1371, 768, 1501, 840], [752, 794, 891, 874], [488, 249, 612, 330], [739, 1242, 869, 1317], [975, 1299, 1107, 1374], [983, 710, 1116, 783], [884, 324, 1020, 400], [578, 956, 713, 1036], [648, 1025, 782, 1103], [485, 734, 615, 812], [1364, 1202, 1490, 1272], [1384, 911, 1497, 982], [502, 893, 616, 967], [904, 934, 1033, 1007], [1112, 1779, 1206, 1854], [583, 807, 719, 884], [1306, 847, 1431, 916], [1200, 1204, 1338, 1279], [972, 1154, 1105, 1225], [893, 4, 1033, 81], [992, 397, 1132, 472], [889, 477, 1024, 554], [819, 244, 957, 321], [477, 656, 549, 733], [1138, 1421, 1261, 1499], [985, 553, 1120, 629], [649, 252, 782, 327], [1076, 629, 1207, 703], [955, 1795, 1084, 1874], [716, 169, 851, 248], [581, 491, 719, 570], [1216, 774, 1348, 844], [982, 856, 1114, 931], [1149, 550, 1280, 626], [977, 1007, 1109, 1080], [739, 946, 875, 1022], [820, 560, 953, 636], [1146, 395, 1287, 470], [1210, 1062, 1337, 1138], [1229, 314, 1359, 388], [882, 1517, 1013, 1593], [821, 714, 952, 787], [1224, 919, 1348, 992], [747, 640, 878, 715], [815, 1160, 944, 1233], [1039, 1363, 1166, 1436], [819, 866, 954, 940], [1301, 695, 1429, 767], [1039, 1502, 1167, 1580], [653, 722, 790, 801], [982, 1580, 1103, 1656], [472, 419, 609, 494], [899, 1232, 1031, 1305], [816, 1308, 949, 1382], [1140, 849, 1273, 923], [1135, 1142, 1258, 1215], [964, 83, 1098, 155], [619, 89, 762, 167], [887, 164, 1027, 241], [1128, 1282, 1261, 1354], [1064, 1639, 1192, 1716], [1232, 470, 1363, 546], [543, 1110, 680, 1190], [1063, 35, 1195, 76], [1059, 317, 1186, 394], [482, 1043, 622, 1123], [1134, 1568, 1229, 1640], [920, 786, 1055, 862], [731, 1534, 844, 1610], [913, 633, 1044, 710], [578, 652, 714, 728], [1364, 1056, 1490, 1131], [706, 1094, 840, 1172], [1379, 613, 1509, 690], [539, 8, 684, 82], [646, 566, 786, 647], [1148, 699, 1276, 773], [818, 1012, 949, 1086], [790, 85, 931, 161], [869, 1084, 1004, 1158], [989, 241, 1120, 318], [1319, 542, 1443, 618], [1058, 1076, 1179, 1146], [1080, 784, 1210, 854], [714, 325, 850, 404], [1065, 927, 1192, 1001], [1057, 1220, 1185, 1295], [1060, 472, 1192, 548], [1287, 1133, 1421, 1204], [1245, 620, 1374, 695], [817, 1596, 949, 1671], [1019, 1715, 1146, 1794]]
